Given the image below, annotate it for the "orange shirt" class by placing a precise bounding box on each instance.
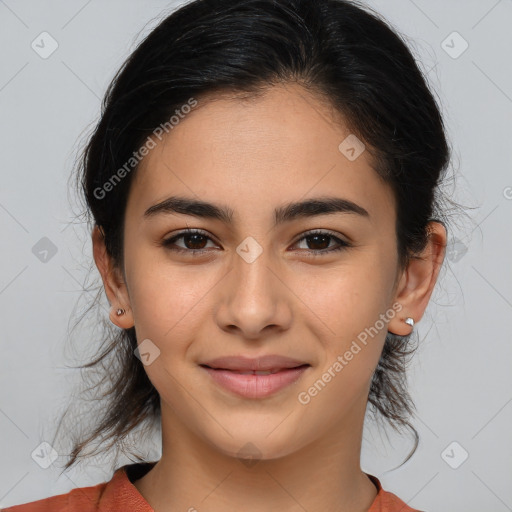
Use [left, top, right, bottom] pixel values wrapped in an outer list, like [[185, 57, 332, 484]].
[[2, 462, 423, 512]]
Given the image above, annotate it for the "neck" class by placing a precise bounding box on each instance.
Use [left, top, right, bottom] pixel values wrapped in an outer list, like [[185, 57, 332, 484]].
[[133, 402, 378, 512]]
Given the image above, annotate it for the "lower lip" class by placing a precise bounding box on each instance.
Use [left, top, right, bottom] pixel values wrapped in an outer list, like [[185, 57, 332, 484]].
[[200, 365, 310, 399]]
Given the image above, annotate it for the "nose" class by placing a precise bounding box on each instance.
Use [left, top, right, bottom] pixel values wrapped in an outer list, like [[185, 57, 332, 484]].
[[214, 246, 293, 340]]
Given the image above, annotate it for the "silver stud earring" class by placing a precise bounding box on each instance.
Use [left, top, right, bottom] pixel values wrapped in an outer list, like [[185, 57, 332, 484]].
[[116, 308, 125, 316], [404, 317, 414, 327]]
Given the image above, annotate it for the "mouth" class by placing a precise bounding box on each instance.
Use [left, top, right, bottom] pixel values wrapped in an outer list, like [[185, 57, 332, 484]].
[[199, 364, 310, 374], [199, 364, 311, 398]]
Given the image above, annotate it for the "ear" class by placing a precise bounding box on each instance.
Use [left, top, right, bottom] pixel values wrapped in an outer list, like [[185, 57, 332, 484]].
[[388, 221, 446, 336], [92, 225, 134, 329]]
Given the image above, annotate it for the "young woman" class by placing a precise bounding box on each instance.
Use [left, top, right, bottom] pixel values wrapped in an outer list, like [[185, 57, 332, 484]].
[[4, 0, 451, 510]]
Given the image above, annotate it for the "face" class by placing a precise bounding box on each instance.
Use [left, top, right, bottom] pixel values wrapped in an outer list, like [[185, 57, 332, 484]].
[[112, 83, 404, 460]]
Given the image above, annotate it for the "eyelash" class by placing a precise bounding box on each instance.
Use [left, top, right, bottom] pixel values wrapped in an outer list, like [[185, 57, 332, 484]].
[[161, 228, 352, 256]]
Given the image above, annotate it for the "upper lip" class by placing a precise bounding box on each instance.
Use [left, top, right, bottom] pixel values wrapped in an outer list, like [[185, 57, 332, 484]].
[[200, 355, 310, 371]]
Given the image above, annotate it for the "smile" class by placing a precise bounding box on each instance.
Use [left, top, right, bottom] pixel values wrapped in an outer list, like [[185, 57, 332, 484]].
[[199, 365, 310, 399]]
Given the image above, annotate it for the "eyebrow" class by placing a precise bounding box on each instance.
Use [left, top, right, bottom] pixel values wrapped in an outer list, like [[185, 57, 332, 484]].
[[143, 195, 370, 225]]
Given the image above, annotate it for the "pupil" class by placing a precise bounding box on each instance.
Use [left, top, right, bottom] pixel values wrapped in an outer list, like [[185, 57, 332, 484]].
[[308, 234, 329, 250], [186, 234, 206, 249]]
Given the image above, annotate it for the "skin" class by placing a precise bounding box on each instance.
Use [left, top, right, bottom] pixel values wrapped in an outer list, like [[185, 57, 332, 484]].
[[92, 82, 446, 512]]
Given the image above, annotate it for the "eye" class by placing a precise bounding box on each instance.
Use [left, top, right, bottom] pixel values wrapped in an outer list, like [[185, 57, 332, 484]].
[[161, 228, 351, 256], [161, 228, 217, 254], [292, 230, 352, 255]]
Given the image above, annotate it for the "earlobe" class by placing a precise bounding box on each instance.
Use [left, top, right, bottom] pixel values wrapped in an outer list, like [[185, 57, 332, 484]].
[[387, 222, 446, 335], [387, 315, 416, 337], [92, 225, 134, 329], [108, 305, 134, 330]]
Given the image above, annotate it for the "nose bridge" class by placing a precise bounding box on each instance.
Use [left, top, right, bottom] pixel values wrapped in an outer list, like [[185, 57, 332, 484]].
[[232, 235, 276, 305], [218, 235, 291, 336]]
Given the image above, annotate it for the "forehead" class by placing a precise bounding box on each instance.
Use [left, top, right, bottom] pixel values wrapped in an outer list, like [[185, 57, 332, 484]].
[[126, 83, 394, 226]]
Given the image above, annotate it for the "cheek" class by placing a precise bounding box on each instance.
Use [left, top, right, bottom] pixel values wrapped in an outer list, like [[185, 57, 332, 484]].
[[124, 254, 214, 401], [296, 287, 390, 425], [298, 251, 397, 388], [299, 255, 396, 337], [124, 246, 216, 350]]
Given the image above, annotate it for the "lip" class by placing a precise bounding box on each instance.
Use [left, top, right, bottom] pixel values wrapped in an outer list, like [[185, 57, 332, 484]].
[[200, 354, 309, 372], [200, 365, 310, 399]]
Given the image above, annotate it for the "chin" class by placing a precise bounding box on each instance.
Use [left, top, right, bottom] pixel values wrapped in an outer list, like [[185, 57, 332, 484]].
[[203, 423, 306, 463]]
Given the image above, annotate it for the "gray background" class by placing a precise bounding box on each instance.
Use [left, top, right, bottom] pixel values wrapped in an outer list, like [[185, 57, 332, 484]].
[[1, 1, 511, 510]]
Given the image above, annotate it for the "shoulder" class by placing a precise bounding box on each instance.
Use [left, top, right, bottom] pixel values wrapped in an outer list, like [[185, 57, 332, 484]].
[[367, 474, 426, 512], [376, 488, 426, 512], [1, 476, 109, 511], [1, 462, 156, 512]]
